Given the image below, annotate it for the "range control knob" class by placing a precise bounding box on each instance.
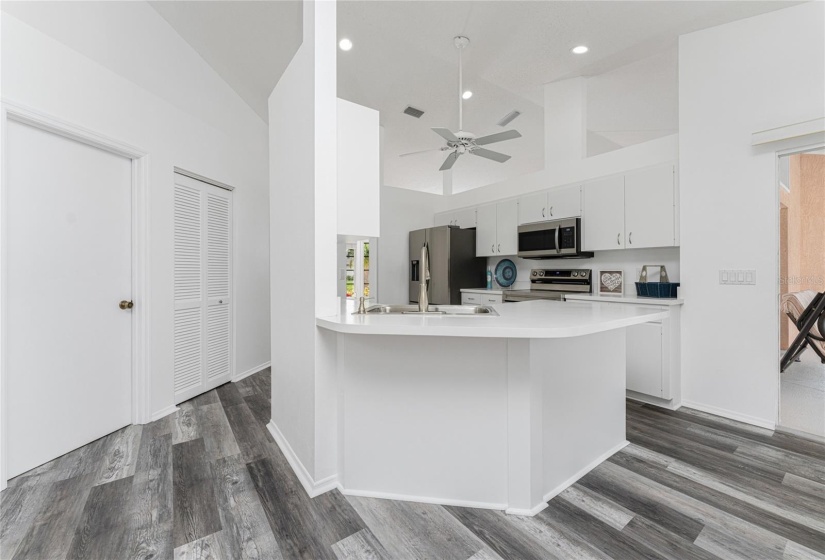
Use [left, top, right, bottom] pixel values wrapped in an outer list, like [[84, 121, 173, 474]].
[[572, 271, 578, 277], [539, 271, 545, 277]]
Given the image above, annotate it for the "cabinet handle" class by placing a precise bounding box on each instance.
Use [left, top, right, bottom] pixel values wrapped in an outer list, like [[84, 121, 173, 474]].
[[617, 233, 621, 246], [542, 207, 545, 218], [492, 244, 495, 253], [628, 232, 633, 245], [549, 206, 554, 217], [498, 244, 501, 253]]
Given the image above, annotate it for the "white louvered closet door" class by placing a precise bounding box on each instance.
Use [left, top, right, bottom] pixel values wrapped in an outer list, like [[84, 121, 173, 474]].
[[174, 173, 233, 403]]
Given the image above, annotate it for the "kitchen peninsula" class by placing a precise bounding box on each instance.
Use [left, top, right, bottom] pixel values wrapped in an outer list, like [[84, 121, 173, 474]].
[[316, 300, 667, 515]]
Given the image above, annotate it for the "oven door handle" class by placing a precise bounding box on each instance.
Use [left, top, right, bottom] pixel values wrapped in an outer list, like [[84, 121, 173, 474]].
[[555, 226, 561, 254]]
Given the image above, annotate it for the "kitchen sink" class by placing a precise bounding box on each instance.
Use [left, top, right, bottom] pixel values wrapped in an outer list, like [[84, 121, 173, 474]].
[[364, 304, 499, 316]]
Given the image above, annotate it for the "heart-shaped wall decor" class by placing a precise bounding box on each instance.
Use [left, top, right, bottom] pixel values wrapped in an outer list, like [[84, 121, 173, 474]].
[[601, 272, 622, 292]]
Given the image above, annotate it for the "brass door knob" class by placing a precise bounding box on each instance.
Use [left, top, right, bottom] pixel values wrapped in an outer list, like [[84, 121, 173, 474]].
[[119, 300, 134, 310]]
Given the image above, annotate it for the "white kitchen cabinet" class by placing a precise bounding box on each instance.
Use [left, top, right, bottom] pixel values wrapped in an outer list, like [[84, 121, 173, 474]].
[[461, 292, 482, 305], [496, 200, 519, 255], [583, 175, 625, 251], [476, 204, 498, 257], [582, 165, 676, 252], [434, 211, 451, 227], [546, 185, 582, 220], [476, 201, 517, 257], [436, 207, 477, 228], [626, 321, 665, 397], [624, 166, 676, 249], [518, 185, 582, 225], [461, 291, 503, 305], [518, 192, 548, 224]]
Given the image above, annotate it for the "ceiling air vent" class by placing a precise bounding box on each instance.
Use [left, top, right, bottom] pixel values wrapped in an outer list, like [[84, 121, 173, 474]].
[[497, 110, 521, 127], [403, 106, 425, 119]]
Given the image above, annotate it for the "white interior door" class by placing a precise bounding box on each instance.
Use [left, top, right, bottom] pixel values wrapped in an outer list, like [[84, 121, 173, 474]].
[[174, 173, 232, 403], [6, 119, 132, 478]]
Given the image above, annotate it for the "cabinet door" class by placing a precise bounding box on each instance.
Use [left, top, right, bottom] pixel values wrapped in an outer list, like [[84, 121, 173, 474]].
[[434, 211, 452, 227], [625, 165, 675, 249], [626, 321, 664, 397], [583, 176, 625, 251], [517, 192, 548, 224], [496, 200, 519, 255], [547, 185, 582, 219], [476, 204, 497, 257], [454, 207, 477, 229]]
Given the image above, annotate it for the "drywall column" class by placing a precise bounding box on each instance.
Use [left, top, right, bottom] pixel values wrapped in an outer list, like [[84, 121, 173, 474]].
[[679, 2, 824, 427], [269, 0, 339, 493], [544, 77, 587, 164]]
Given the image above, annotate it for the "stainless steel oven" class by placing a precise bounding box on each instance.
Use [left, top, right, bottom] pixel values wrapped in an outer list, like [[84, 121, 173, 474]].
[[517, 218, 593, 259]]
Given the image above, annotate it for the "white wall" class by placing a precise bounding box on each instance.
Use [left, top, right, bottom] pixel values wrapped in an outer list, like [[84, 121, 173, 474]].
[[377, 186, 440, 304], [1, 10, 271, 418], [269, 0, 339, 485], [679, 2, 825, 427], [338, 98, 380, 238], [490, 248, 680, 295], [435, 134, 678, 213]]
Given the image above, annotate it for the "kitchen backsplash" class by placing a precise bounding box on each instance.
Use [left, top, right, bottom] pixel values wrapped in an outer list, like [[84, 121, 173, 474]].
[[488, 247, 681, 295]]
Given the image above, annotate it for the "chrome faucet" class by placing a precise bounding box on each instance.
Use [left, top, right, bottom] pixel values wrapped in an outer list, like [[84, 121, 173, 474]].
[[418, 243, 430, 312]]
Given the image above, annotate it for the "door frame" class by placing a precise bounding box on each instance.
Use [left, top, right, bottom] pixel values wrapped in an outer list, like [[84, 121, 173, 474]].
[[0, 101, 151, 489], [773, 139, 825, 430]]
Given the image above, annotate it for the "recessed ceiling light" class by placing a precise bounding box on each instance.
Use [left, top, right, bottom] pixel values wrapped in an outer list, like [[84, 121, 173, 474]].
[[571, 45, 589, 54], [462, 90, 473, 100], [339, 38, 353, 51]]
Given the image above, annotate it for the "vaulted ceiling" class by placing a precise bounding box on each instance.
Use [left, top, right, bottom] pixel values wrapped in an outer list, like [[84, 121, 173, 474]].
[[337, 1, 798, 193]]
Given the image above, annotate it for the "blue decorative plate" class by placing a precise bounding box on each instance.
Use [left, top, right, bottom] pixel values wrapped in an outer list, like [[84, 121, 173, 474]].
[[494, 259, 517, 288]]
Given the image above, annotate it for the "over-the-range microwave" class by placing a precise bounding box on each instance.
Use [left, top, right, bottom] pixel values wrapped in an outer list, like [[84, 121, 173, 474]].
[[517, 218, 594, 259]]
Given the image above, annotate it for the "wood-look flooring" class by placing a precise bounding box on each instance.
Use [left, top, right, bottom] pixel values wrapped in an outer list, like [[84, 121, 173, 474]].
[[2, 368, 824, 559]]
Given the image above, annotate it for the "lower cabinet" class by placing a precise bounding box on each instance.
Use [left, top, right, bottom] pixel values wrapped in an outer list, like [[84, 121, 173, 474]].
[[461, 292, 503, 305], [626, 321, 666, 398]]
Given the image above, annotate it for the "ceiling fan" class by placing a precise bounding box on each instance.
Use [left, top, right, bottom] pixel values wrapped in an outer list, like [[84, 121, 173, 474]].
[[400, 36, 522, 171]]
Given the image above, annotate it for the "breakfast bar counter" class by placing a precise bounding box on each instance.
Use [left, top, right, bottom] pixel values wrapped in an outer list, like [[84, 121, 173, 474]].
[[313, 300, 666, 515]]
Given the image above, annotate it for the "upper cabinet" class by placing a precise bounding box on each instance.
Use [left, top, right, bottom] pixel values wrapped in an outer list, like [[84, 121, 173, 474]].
[[624, 166, 676, 249], [435, 207, 477, 228], [476, 200, 518, 257], [518, 185, 582, 225], [583, 165, 677, 252], [583, 176, 626, 251], [338, 99, 380, 237]]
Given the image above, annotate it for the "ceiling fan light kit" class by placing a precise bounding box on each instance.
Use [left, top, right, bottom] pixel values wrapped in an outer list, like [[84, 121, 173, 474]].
[[399, 35, 522, 172]]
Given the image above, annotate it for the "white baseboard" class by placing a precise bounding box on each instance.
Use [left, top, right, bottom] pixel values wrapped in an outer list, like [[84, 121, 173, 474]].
[[233, 361, 271, 383], [340, 487, 508, 512], [266, 420, 338, 498], [542, 440, 629, 505], [150, 405, 179, 422], [680, 400, 776, 430], [627, 391, 681, 411], [505, 502, 548, 516]]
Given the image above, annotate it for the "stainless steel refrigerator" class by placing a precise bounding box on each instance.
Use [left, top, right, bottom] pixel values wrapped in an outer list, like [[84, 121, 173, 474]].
[[409, 226, 486, 305]]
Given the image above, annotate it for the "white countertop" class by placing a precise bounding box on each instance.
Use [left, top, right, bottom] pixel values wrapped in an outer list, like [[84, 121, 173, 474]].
[[460, 288, 506, 295], [565, 294, 684, 306], [317, 300, 667, 339]]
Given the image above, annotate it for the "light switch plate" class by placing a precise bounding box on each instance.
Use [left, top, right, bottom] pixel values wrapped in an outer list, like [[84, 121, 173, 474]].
[[720, 269, 757, 285]]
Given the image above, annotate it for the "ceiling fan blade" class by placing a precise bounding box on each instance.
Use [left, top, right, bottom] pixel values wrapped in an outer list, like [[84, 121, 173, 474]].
[[439, 151, 460, 171], [473, 129, 522, 146], [470, 147, 511, 163], [399, 147, 446, 157], [432, 127, 459, 143]]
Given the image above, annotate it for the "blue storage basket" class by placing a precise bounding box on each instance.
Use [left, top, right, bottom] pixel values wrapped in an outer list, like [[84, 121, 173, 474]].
[[635, 265, 679, 299]]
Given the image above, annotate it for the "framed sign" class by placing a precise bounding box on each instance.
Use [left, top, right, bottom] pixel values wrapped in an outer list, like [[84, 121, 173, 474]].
[[599, 270, 623, 296]]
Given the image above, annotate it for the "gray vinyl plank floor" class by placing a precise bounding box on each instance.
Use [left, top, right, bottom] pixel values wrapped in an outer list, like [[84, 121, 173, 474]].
[[2, 366, 825, 560]]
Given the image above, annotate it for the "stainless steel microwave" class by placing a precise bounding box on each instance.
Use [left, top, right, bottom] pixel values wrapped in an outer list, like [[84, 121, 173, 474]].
[[517, 218, 594, 259]]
